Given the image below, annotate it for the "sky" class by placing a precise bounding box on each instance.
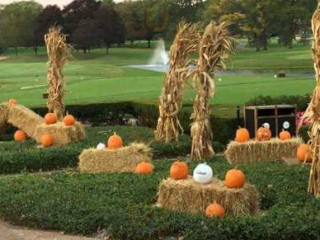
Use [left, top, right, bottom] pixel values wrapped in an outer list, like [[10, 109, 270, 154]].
[[1, 0, 124, 8]]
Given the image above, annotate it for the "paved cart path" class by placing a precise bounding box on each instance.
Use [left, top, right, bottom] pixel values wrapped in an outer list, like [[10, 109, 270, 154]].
[[0, 220, 100, 240]]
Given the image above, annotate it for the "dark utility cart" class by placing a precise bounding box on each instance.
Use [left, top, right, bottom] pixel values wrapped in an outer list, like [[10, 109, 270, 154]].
[[244, 105, 297, 138]]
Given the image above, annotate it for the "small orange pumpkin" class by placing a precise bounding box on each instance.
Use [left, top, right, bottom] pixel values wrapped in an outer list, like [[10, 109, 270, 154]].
[[170, 161, 189, 180], [205, 201, 225, 218], [235, 127, 250, 143], [279, 130, 291, 140], [135, 162, 154, 175], [14, 130, 27, 142], [107, 132, 123, 149], [256, 127, 271, 141], [41, 134, 53, 147], [9, 99, 17, 105], [225, 169, 246, 189], [297, 144, 312, 162], [63, 115, 75, 126], [44, 113, 57, 125]]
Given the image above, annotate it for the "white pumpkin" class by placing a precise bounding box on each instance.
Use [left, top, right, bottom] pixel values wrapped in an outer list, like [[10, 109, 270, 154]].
[[96, 142, 106, 150], [193, 163, 213, 184]]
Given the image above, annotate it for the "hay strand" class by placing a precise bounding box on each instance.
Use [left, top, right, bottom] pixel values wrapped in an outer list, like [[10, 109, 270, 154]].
[[157, 177, 259, 216], [304, 4, 320, 196], [190, 22, 233, 160], [0, 103, 9, 134], [155, 22, 200, 142], [225, 138, 302, 164], [44, 27, 71, 120], [79, 143, 152, 173]]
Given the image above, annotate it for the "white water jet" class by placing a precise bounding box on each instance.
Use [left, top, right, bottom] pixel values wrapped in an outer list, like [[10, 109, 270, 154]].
[[149, 38, 169, 65]]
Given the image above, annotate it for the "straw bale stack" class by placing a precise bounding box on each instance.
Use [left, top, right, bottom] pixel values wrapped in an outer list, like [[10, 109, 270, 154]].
[[157, 176, 259, 216], [79, 143, 152, 173], [34, 121, 85, 145], [225, 138, 302, 164]]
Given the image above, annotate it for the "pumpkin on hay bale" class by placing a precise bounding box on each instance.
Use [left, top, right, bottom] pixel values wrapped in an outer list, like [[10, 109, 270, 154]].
[[34, 121, 85, 146], [156, 176, 259, 216], [225, 138, 302, 164], [79, 143, 152, 174]]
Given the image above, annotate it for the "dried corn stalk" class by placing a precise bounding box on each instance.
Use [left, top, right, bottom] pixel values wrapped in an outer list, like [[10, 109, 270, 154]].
[[190, 22, 233, 160], [155, 22, 200, 142], [44, 27, 71, 120], [304, 4, 320, 196]]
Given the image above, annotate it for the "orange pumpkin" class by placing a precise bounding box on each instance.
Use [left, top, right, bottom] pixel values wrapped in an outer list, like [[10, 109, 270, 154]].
[[8, 99, 17, 105], [225, 169, 246, 189], [297, 144, 312, 162], [14, 130, 27, 142], [279, 130, 291, 140], [44, 113, 58, 125], [107, 132, 123, 149], [41, 134, 53, 147], [170, 161, 189, 180], [235, 128, 250, 143], [205, 201, 225, 218], [63, 115, 75, 126], [256, 127, 271, 141], [135, 162, 154, 175]]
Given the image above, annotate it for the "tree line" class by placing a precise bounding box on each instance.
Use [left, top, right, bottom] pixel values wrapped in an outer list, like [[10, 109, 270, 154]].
[[0, 0, 317, 55]]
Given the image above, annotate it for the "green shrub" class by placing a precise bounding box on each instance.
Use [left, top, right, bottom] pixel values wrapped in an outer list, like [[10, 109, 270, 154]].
[[0, 126, 222, 174], [0, 159, 317, 240], [298, 125, 310, 143], [246, 94, 310, 111]]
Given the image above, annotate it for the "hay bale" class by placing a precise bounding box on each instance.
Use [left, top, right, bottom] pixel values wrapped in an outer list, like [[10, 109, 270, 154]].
[[225, 138, 302, 164], [79, 143, 152, 173], [157, 177, 259, 216], [0, 103, 9, 134], [34, 121, 85, 145], [7, 104, 44, 138]]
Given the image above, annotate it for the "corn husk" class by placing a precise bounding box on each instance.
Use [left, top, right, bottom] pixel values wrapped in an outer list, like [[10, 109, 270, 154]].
[[304, 5, 320, 196], [157, 176, 259, 216], [155, 22, 200, 142], [190, 22, 233, 160], [44, 27, 71, 120], [225, 138, 302, 164], [79, 143, 152, 173]]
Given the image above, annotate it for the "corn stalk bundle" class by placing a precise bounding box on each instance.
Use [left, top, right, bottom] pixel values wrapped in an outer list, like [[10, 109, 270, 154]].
[[304, 5, 320, 196], [190, 22, 233, 160], [155, 22, 200, 142], [44, 27, 71, 120]]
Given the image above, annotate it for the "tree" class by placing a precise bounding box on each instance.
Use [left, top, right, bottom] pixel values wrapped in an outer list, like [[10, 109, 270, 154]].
[[94, 6, 125, 54], [36, 5, 63, 48], [143, 0, 169, 48], [62, 0, 101, 39], [116, 1, 147, 44], [72, 19, 99, 53], [0, 1, 42, 55]]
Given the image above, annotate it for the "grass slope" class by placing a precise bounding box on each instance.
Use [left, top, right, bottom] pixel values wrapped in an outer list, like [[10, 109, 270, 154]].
[[0, 42, 314, 109]]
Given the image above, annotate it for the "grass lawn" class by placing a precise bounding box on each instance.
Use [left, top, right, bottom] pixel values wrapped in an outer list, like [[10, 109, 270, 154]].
[[0, 41, 315, 116]]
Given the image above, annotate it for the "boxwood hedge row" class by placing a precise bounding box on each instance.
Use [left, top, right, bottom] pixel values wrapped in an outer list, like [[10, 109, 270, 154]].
[[0, 159, 317, 240]]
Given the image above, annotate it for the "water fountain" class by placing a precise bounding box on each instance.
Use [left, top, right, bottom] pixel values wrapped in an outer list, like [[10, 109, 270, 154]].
[[130, 38, 169, 72]]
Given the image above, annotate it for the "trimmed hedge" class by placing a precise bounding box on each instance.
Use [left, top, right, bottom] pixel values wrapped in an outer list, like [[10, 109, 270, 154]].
[[0, 159, 318, 240], [27, 102, 238, 144], [246, 94, 310, 111], [0, 126, 223, 174]]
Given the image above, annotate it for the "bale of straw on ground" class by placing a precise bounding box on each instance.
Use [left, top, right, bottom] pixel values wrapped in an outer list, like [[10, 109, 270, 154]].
[[157, 177, 259, 216], [225, 138, 302, 164], [34, 121, 85, 145], [0, 103, 9, 134], [79, 143, 152, 173], [7, 104, 44, 138]]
